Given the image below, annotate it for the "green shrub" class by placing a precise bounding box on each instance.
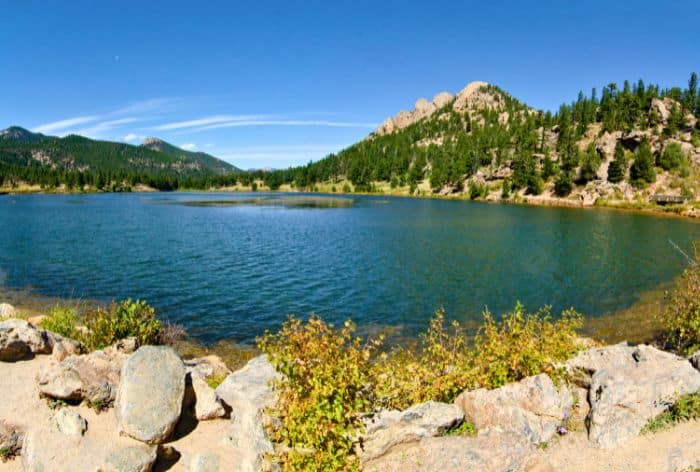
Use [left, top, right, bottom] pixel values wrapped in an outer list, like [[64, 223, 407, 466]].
[[660, 247, 700, 354], [554, 172, 573, 197], [657, 142, 688, 171], [373, 309, 477, 409], [260, 305, 584, 470], [40, 305, 79, 338], [642, 390, 700, 433], [84, 299, 161, 350], [259, 316, 381, 471], [473, 303, 583, 388]]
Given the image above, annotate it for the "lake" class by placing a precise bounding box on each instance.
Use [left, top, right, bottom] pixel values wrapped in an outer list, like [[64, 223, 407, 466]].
[[1, 192, 699, 344]]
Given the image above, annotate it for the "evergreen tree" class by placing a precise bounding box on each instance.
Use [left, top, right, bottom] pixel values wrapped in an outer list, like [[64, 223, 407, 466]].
[[578, 143, 601, 183], [554, 172, 573, 197], [607, 142, 626, 183], [629, 139, 656, 186], [541, 152, 556, 181]]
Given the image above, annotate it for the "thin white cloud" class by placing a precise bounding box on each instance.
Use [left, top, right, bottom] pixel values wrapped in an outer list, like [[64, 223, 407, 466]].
[[152, 114, 272, 131], [112, 98, 178, 116], [33, 116, 98, 134], [123, 133, 144, 142], [194, 119, 377, 132], [180, 143, 197, 151], [72, 117, 143, 139]]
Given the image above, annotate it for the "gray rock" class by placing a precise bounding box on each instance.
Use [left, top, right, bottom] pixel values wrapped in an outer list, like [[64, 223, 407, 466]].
[[0, 302, 16, 319], [215, 355, 279, 472], [364, 429, 534, 472], [0, 421, 22, 460], [188, 452, 221, 472], [184, 355, 230, 380], [105, 445, 158, 472], [38, 348, 126, 404], [454, 373, 572, 445], [568, 343, 700, 448], [115, 346, 185, 444], [53, 408, 87, 436], [689, 349, 700, 371], [49, 334, 83, 361], [0, 319, 52, 361], [187, 373, 226, 421], [359, 401, 464, 462]]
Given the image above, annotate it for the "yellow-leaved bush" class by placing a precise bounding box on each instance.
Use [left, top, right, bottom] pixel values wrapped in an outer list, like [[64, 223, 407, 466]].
[[259, 303, 584, 471], [660, 245, 700, 354]]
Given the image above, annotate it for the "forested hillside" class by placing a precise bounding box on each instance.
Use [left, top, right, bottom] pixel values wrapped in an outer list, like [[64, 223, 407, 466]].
[[0, 128, 239, 191], [262, 73, 700, 207]]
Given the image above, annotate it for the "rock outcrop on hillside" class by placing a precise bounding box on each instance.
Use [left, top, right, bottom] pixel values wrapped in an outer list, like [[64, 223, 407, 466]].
[[377, 91, 455, 135]]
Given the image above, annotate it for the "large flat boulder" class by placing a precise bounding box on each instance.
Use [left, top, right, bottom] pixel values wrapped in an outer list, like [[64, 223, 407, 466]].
[[363, 429, 534, 472], [0, 319, 52, 361], [358, 401, 463, 462], [215, 355, 279, 472], [454, 373, 572, 445], [567, 343, 700, 448], [115, 346, 186, 444]]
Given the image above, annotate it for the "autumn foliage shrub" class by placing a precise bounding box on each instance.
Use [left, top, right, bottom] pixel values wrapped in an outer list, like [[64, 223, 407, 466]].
[[661, 246, 700, 354], [259, 304, 584, 471]]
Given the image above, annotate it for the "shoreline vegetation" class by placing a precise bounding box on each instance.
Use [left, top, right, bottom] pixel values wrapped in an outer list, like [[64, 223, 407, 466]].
[[4, 179, 700, 222], [1, 250, 699, 470]]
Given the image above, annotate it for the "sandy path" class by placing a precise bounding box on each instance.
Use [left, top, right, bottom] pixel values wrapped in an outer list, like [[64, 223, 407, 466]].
[[531, 421, 700, 472]]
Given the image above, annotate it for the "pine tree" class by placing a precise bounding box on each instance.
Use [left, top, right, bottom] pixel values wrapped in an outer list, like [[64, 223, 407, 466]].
[[554, 172, 573, 197], [630, 139, 656, 186], [607, 142, 626, 183], [541, 152, 556, 181]]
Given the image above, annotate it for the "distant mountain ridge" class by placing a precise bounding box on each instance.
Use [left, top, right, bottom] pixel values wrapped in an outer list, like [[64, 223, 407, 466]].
[[0, 127, 239, 178], [140, 137, 240, 173]]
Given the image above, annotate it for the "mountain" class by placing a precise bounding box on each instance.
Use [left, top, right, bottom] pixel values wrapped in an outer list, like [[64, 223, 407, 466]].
[[0, 128, 240, 190], [141, 137, 240, 173], [0, 126, 48, 143], [263, 74, 700, 207]]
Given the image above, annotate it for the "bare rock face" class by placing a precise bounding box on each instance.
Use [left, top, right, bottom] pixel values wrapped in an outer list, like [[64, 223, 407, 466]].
[[215, 355, 279, 472], [363, 429, 534, 472], [452, 81, 498, 112], [0, 318, 52, 361], [115, 346, 186, 444], [38, 346, 128, 404], [454, 373, 572, 445], [376, 91, 454, 135], [0, 302, 16, 319], [567, 343, 700, 448], [358, 401, 464, 462]]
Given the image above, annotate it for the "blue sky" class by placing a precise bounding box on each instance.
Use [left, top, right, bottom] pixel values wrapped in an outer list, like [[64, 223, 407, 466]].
[[2, 1, 698, 169]]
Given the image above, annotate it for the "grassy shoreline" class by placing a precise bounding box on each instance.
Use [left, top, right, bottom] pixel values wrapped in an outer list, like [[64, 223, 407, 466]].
[[4, 181, 700, 222]]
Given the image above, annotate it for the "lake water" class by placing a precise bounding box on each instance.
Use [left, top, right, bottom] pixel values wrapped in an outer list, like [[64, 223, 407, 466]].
[[1, 192, 699, 344]]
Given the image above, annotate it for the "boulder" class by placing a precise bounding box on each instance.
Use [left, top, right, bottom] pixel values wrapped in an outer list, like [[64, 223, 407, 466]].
[[358, 401, 464, 462], [363, 429, 534, 472], [189, 452, 221, 472], [567, 343, 700, 448], [689, 349, 700, 371], [185, 372, 226, 421], [50, 334, 83, 361], [53, 409, 87, 436], [215, 355, 279, 472], [455, 374, 572, 445], [104, 445, 158, 472], [0, 302, 16, 319], [0, 318, 52, 361], [115, 346, 186, 444], [184, 355, 230, 380], [38, 347, 127, 404]]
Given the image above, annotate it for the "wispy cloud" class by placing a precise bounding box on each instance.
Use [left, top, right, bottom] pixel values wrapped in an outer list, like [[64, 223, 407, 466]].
[[180, 143, 197, 151], [33, 116, 98, 134], [112, 98, 179, 116], [73, 117, 144, 139], [123, 133, 144, 142], [152, 115, 272, 131], [198, 120, 376, 131]]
